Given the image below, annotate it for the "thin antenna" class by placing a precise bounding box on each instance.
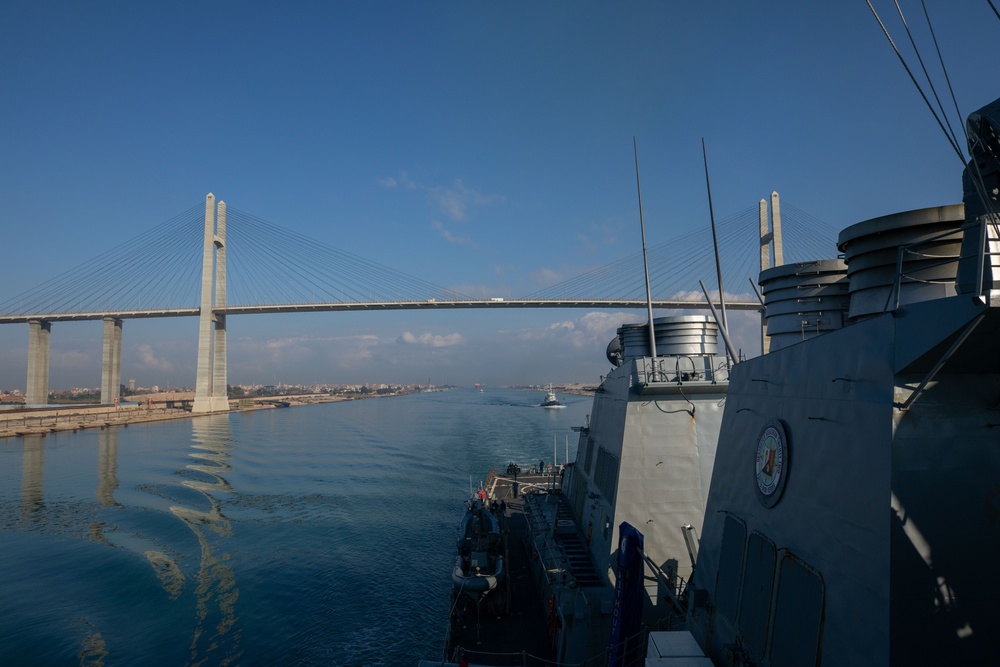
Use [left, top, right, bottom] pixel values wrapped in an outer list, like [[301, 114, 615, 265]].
[[699, 280, 739, 363], [633, 137, 658, 368], [702, 138, 730, 366]]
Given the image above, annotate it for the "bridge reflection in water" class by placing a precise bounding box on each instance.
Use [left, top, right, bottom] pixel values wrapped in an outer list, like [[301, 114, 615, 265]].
[[166, 415, 241, 663]]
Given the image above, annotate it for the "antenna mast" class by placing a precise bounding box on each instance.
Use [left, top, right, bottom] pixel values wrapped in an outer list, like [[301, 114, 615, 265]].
[[633, 137, 659, 370], [702, 139, 731, 364]]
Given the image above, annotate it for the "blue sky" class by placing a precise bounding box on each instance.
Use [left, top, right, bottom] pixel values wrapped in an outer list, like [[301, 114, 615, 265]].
[[2, 2, 999, 391]]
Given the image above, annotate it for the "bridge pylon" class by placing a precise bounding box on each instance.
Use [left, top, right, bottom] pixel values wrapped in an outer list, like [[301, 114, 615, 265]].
[[25, 319, 51, 405], [100, 317, 123, 405], [192, 194, 229, 413]]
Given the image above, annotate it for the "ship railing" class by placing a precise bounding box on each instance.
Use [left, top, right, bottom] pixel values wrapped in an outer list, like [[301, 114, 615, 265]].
[[447, 646, 605, 666], [641, 552, 689, 620], [885, 228, 963, 313], [635, 356, 722, 387], [525, 510, 572, 578], [885, 214, 1000, 312], [488, 471, 562, 499]]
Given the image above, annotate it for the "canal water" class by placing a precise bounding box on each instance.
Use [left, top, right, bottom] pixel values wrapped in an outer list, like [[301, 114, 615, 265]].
[[0, 388, 590, 666]]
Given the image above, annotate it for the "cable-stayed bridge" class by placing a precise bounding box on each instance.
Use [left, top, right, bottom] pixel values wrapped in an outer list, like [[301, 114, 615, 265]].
[[0, 193, 840, 410]]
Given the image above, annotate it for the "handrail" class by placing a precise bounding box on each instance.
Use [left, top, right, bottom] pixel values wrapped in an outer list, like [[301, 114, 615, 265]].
[[885, 217, 1000, 313], [641, 552, 688, 615]]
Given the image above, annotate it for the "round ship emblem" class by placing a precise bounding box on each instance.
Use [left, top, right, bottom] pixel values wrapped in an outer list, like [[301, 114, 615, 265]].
[[754, 420, 788, 508]]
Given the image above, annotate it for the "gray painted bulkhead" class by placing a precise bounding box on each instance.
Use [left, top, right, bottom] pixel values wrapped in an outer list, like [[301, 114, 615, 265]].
[[570, 354, 728, 627], [686, 294, 999, 666]]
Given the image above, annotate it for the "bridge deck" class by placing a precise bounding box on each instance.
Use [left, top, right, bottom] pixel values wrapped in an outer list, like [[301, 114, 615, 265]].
[[0, 299, 760, 324]]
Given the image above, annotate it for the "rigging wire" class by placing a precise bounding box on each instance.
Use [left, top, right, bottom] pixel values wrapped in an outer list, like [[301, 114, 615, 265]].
[[865, 0, 966, 164], [2, 196, 842, 317], [866, 1, 1000, 294], [892, 0, 964, 158], [920, 0, 966, 153]]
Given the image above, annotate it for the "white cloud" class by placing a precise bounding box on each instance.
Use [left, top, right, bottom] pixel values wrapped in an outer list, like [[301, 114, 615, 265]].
[[516, 311, 630, 351], [432, 220, 475, 247], [576, 220, 621, 252], [427, 180, 504, 222], [376, 172, 416, 190], [135, 344, 173, 371], [51, 349, 91, 369], [396, 331, 464, 347], [530, 267, 563, 287]]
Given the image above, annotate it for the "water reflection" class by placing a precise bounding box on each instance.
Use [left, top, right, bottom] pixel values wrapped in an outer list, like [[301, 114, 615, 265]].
[[165, 415, 242, 665], [20, 434, 44, 519], [96, 428, 119, 507]]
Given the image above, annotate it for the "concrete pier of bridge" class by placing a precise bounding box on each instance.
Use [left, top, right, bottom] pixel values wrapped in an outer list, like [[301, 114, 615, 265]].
[[25, 320, 50, 405], [24, 317, 124, 407], [100, 317, 122, 405]]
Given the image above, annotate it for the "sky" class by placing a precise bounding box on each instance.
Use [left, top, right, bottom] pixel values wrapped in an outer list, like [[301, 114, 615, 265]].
[[2, 1, 999, 391]]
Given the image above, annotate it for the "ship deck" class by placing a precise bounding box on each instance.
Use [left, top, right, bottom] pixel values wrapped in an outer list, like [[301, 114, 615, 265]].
[[428, 468, 575, 667]]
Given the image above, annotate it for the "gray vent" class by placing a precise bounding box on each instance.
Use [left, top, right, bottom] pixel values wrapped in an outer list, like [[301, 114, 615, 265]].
[[837, 205, 964, 320], [759, 260, 848, 351], [617, 316, 719, 361]]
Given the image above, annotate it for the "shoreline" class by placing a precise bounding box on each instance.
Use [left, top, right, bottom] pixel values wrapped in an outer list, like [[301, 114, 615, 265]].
[[0, 392, 359, 440], [0, 386, 594, 440]]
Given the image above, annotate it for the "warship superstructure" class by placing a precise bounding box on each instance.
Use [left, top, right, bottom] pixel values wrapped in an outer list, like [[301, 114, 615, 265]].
[[680, 96, 1000, 666], [567, 318, 729, 601], [425, 80, 1000, 667]]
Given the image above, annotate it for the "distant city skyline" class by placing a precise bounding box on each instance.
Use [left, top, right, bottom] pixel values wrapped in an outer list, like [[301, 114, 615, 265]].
[[2, 3, 998, 391]]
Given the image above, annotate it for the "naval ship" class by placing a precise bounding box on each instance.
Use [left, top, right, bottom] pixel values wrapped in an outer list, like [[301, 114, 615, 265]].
[[424, 93, 1000, 666], [427, 98, 1000, 667], [425, 313, 732, 667], [678, 95, 1000, 666]]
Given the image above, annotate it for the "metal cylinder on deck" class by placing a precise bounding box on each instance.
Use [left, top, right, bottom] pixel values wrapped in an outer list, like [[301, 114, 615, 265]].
[[651, 316, 719, 356], [837, 204, 964, 320], [617, 318, 720, 362], [617, 323, 650, 363], [759, 259, 849, 351]]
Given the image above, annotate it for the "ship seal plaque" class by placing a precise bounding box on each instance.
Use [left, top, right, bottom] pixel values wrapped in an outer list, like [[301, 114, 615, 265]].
[[754, 419, 788, 508]]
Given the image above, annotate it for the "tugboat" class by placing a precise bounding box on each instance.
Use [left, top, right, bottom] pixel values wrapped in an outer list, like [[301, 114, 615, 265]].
[[539, 384, 563, 409]]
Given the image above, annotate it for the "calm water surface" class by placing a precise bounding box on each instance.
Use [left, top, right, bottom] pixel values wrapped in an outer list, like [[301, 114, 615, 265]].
[[0, 388, 589, 666]]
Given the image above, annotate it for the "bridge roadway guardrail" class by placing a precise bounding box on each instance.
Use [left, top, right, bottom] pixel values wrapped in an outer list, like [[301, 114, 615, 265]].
[[0, 298, 761, 324]]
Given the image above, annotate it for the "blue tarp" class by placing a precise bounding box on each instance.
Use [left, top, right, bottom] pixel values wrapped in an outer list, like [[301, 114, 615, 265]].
[[607, 521, 644, 667]]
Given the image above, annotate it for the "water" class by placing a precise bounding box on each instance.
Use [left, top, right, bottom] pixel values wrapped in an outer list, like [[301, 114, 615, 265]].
[[0, 388, 590, 666]]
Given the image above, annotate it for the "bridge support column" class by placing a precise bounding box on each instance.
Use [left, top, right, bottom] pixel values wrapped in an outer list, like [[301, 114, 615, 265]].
[[212, 201, 228, 405], [100, 317, 123, 405], [25, 319, 51, 405], [193, 193, 229, 413]]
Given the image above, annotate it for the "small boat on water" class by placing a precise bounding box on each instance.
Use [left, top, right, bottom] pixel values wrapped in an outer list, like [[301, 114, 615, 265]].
[[539, 384, 563, 408], [452, 495, 504, 597]]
